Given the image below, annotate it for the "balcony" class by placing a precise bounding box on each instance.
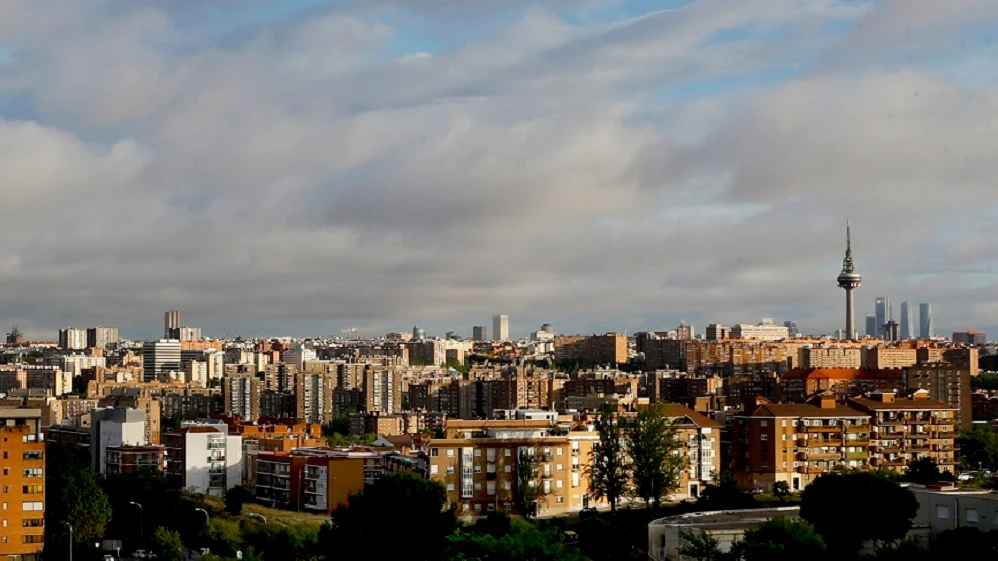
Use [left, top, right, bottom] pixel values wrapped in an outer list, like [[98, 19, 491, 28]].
[[845, 425, 870, 433], [872, 446, 903, 454], [807, 453, 841, 460], [845, 452, 869, 460], [804, 425, 842, 433]]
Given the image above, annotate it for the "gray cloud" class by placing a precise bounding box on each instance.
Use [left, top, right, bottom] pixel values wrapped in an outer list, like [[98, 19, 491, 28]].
[[0, 0, 996, 340]]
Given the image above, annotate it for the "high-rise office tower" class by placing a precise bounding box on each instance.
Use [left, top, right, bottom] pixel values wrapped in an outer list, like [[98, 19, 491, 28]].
[[865, 314, 877, 337], [899, 302, 913, 340], [920, 303, 934, 339], [58, 327, 87, 350], [836, 221, 862, 339], [493, 314, 509, 342], [874, 297, 891, 338], [143, 339, 182, 382], [784, 321, 800, 338], [472, 326, 487, 342], [165, 310, 180, 338], [412, 325, 425, 340]]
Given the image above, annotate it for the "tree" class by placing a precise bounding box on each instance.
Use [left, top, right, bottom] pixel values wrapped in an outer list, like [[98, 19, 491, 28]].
[[151, 526, 185, 561], [45, 448, 113, 558], [625, 404, 687, 508], [585, 403, 630, 513], [444, 521, 586, 561], [930, 527, 998, 559], [225, 485, 254, 515], [679, 530, 723, 561], [737, 516, 824, 561], [956, 424, 998, 471], [203, 518, 244, 558], [902, 457, 955, 485], [697, 471, 755, 510], [319, 472, 456, 561], [866, 537, 931, 560], [772, 481, 790, 502], [800, 472, 918, 556], [469, 510, 514, 539], [515, 451, 541, 516], [242, 521, 320, 561]]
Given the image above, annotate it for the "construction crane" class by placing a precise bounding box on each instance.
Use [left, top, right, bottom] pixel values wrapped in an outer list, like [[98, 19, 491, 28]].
[[340, 327, 371, 341]]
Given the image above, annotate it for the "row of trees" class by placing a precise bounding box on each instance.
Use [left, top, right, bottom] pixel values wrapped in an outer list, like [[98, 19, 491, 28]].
[[586, 403, 687, 511]]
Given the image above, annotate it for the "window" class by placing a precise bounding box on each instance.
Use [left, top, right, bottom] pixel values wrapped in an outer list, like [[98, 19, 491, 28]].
[[557, 464, 563, 471], [474, 466, 482, 474], [462, 504, 470, 511], [782, 434, 787, 441], [761, 434, 768, 441], [761, 420, 768, 427], [761, 462, 768, 468], [21, 502, 42, 512], [557, 448, 563, 456], [22, 519, 43, 528], [22, 535, 43, 544], [782, 462, 787, 468], [967, 509, 979, 523], [474, 483, 482, 491], [474, 449, 481, 457], [447, 466, 455, 475], [556, 480, 563, 488], [505, 449, 512, 457], [473, 503, 482, 511], [21, 486, 42, 495], [430, 465, 438, 475], [22, 451, 42, 461], [446, 449, 455, 457], [21, 469, 42, 478], [936, 505, 950, 519], [1, 520, 5, 528], [781, 420, 787, 427], [557, 496, 565, 504], [446, 484, 455, 492], [430, 448, 439, 457], [504, 465, 511, 473], [487, 482, 496, 496]]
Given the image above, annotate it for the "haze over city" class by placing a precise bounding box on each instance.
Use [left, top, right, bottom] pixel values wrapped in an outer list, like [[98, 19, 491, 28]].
[[2, 0, 997, 339]]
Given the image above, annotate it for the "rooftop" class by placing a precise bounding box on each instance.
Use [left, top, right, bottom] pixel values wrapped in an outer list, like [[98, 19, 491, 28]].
[[649, 507, 800, 531]]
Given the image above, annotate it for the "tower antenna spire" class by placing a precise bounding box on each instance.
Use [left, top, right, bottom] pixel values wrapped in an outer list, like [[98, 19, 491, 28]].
[[846, 219, 851, 253]]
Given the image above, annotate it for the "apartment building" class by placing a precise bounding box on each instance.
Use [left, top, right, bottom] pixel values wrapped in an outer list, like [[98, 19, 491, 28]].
[[59, 354, 106, 377], [0, 366, 71, 397], [143, 340, 182, 382], [104, 444, 166, 475], [660, 405, 722, 499], [164, 421, 243, 496], [728, 323, 789, 341], [906, 364, 972, 431], [848, 390, 958, 473], [862, 347, 917, 369], [554, 334, 628, 365], [800, 347, 862, 369], [427, 419, 601, 517], [781, 368, 904, 402], [731, 393, 872, 492], [90, 407, 146, 473], [223, 374, 261, 421], [58, 327, 87, 350], [255, 448, 377, 511], [0, 408, 45, 560], [86, 326, 119, 350], [363, 369, 403, 414], [295, 371, 335, 424], [99, 393, 162, 444], [917, 347, 979, 377]]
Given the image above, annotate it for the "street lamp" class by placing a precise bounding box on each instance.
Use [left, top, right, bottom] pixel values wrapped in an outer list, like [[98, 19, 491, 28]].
[[246, 513, 267, 524], [129, 501, 144, 549], [194, 508, 210, 526], [64, 521, 73, 561]]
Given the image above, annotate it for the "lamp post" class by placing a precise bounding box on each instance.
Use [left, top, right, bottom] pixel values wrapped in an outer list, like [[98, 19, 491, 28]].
[[65, 522, 73, 561], [246, 513, 267, 524], [195, 508, 210, 526], [129, 501, 143, 549]]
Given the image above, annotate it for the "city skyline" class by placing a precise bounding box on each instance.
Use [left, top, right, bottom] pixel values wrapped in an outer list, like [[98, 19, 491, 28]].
[[2, 2, 997, 340]]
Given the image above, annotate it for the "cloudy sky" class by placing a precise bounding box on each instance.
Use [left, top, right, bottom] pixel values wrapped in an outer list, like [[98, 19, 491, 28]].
[[1, 0, 997, 340]]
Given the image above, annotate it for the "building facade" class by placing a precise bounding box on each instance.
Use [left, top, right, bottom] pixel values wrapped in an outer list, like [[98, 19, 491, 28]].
[[0, 408, 44, 560], [493, 315, 509, 342], [143, 340, 182, 382]]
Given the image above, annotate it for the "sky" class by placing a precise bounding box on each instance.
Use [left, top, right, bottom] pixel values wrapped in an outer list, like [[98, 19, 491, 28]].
[[1, 0, 997, 340]]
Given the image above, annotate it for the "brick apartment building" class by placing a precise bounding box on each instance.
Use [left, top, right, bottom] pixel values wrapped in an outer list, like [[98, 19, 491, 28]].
[[0, 407, 45, 560]]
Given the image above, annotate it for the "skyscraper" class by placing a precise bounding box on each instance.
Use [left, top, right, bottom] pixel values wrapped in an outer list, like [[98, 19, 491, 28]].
[[875, 297, 891, 338], [165, 310, 180, 338], [58, 327, 87, 350], [836, 221, 862, 339], [865, 314, 877, 337], [472, 326, 487, 342], [899, 302, 913, 340], [919, 303, 934, 339], [493, 314, 509, 342]]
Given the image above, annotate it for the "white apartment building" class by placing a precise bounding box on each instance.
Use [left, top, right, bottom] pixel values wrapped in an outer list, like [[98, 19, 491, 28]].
[[283, 343, 317, 367], [59, 354, 107, 377], [90, 407, 147, 473], [166, 421, 243, 496], [58, 327, 87, 350], [730, 322, 790, 341], [493, 314, 510, 342]]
